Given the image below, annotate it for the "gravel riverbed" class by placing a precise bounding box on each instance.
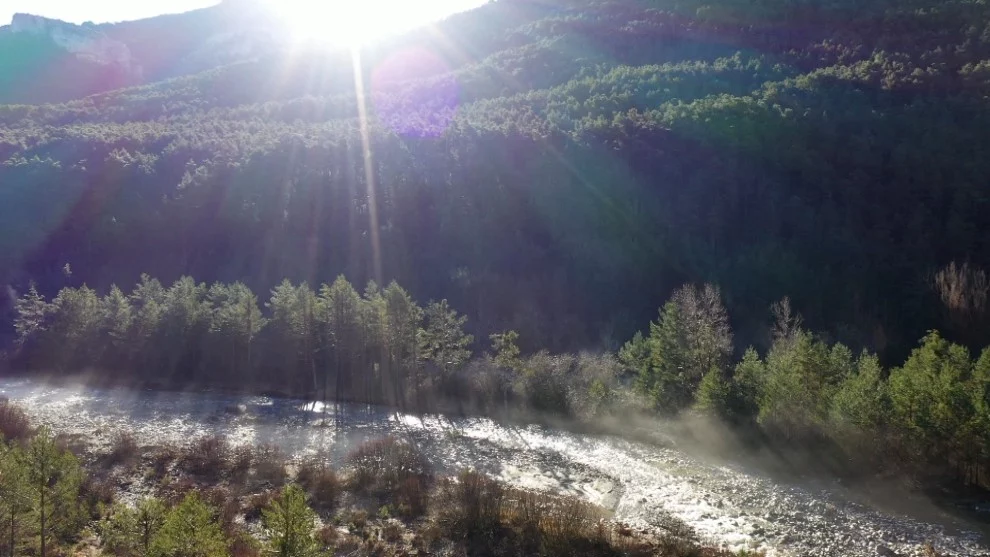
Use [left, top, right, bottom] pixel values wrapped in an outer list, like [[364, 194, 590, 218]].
[[2, 379, 987, 556]]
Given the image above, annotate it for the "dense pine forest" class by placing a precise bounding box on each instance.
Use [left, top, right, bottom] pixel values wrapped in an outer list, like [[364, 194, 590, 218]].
[[3, 0, 990, 358], [5, 0, 990, 495]]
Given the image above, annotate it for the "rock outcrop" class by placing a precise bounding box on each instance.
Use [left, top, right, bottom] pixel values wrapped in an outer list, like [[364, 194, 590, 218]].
[[7, 13, 138, 73]]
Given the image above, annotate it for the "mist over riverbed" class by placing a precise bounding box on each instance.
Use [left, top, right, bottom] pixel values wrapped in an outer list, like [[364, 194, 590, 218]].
[[2, 378, 987, 557]]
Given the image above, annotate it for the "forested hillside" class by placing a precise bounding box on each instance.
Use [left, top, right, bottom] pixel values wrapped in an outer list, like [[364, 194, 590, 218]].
[[3, 0, 990, 359]]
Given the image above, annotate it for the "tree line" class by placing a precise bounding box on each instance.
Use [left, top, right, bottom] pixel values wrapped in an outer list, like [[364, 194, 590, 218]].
[[11, 269, 990, 487], [11, 275, 474, 409], [621, 283, 990, 487]]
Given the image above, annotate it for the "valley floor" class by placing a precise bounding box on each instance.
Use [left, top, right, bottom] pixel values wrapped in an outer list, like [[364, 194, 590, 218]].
[[1, 378, 987, 557]]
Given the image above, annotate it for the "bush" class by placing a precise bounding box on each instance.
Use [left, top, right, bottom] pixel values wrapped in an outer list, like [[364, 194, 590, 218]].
[[149, 443, 179, 479], [345, 436, 429, 495], [252, 444, 287, 486], [514, 352, 571, 415], [0, 400, 31, 443], [435, 470, 639, 556], [396, 475, 429, 518], [316, 524, 338, 548], [435, 470, 505, 540], [180, 434, 231, 479], [230, 445, 253, 482], [569, 353, 622, 418], [201, 486, 239, 534], [108, 431, 139, 466], [158, 477, 197, 506], [296, 459, 340, 512], [243, 491, 275, 522], [228, 527, 261, 557], [99, 505, 141, 557], [80, 475, 116, 516]]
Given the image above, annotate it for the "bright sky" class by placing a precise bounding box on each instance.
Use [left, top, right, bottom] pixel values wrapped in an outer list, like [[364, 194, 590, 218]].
[[1, 1, 487, 45]]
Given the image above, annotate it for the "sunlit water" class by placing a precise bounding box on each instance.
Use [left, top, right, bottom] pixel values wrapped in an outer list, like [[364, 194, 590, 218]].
[[2, 378, 987, 557]]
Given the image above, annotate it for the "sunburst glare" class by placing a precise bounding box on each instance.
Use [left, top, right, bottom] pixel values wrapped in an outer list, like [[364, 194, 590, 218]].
[[266, 0, 484, 47]]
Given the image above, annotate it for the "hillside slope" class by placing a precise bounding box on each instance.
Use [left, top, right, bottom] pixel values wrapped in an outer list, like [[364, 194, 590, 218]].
[[2, 0, 990, 356]]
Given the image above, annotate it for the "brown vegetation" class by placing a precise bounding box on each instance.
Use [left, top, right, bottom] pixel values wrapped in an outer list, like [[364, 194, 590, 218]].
[[0, 399, 31, 442], [180, 434, 232, 479], [108, 430, 139, 466], [345, 436, 429, 495], [251, 444, 287, 486], [296, 458, 341, 512]]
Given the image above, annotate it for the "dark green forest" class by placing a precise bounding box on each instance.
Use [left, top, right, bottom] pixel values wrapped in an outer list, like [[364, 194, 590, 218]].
[[3, 0, 990, 358]]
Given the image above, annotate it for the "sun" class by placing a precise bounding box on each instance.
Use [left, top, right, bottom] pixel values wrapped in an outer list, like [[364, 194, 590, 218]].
[[268, 0, 414, 48]]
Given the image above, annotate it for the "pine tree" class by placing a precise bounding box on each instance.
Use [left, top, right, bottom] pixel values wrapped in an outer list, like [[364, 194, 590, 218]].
[[150, 493, 228, 557], [13, 283, 48, 347], [23, 428, 83, 557], [318, 277, 362, 412], [261, 484, 318, 557], [419, 299, 473, 381], [101, 285, 134, 366], [0, 443, 29, 557]]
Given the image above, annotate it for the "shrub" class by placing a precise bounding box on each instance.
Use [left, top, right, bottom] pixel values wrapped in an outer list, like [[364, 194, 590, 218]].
[[149, 443, 179, 479], [108, 431, 139, 466], [347, 509, 369, 531], [345, 436, 429, 495], [396, 475, 429, 518], [252, 444, 287, 486], [243, 491, 275, 522], [514, 351, 571, 415], [80, 475, 116, 516], [383, 522, 403, 542], [316, 524, 338, 548], [230, 445, 253, 482], [0, 400, 31, 443], [201, 486, 238, 534], [228, 527, 261, 557], [435, 470, 505, 540], [295, 459, 340, 511], [158, 477, 197, 506], [98, 505, 140, 557], [517, 492, 608, 556], [180, 434, 231, 479]]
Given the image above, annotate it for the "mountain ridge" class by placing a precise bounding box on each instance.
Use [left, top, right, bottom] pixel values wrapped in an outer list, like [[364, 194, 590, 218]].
[[3, 0, 990, 359]]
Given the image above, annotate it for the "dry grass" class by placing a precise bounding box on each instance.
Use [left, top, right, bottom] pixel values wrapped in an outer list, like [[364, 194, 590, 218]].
[[201, 485, 240, 535], [230, 444, 254, 482], [396, 475, 429, 518], [432, 470, 668, 557], [228, 526, 261, 557], [296, 459, 340, 512], [251, 444, 287, 486], [79, 475, 116, 518], [345, 436, 430, 495], [435, 470, 505, 539], [180, 434, 232, 479], [0, 400, 32, 443], [316, 524, 338, 548], [107, 431, 139, 466], [148, 442, 179, 479], [242, 491, 275, 522]]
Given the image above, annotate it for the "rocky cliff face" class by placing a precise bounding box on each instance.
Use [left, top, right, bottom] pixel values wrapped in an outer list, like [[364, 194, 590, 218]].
[[8, 13, 139, 74], [0, 5, 289, 104]]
